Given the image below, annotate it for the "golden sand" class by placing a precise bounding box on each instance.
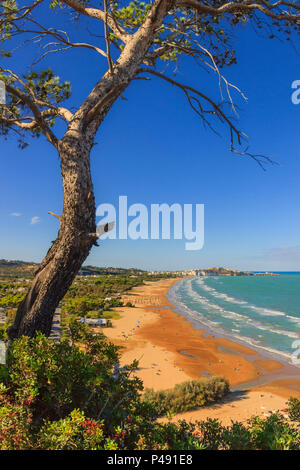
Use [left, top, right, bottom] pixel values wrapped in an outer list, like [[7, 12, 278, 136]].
[[104, 278, 300, 424]]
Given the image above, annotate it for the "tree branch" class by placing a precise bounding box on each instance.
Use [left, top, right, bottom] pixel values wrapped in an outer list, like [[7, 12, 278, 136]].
[[1, 68, 73, 123], [104, 0, 114, 74], [0, 0, 43, 23], [61, 0, 131, 42], [175, 0, 300, 22], [3, 80, 58, 147], [138, 67, 243, 148], [138, 67, 276, 168], [48, 211, 61, 220], [76, 0, 176, 128]]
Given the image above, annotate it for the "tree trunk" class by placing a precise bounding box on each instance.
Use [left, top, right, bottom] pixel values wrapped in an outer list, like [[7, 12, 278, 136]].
[[7, 132, 97, 341], [7, 0, 175, 341]]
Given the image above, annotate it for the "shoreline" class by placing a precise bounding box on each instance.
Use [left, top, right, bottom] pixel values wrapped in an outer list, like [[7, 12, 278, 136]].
[[168, 278, 300, 392], [104, 278, 300, 424], [168, 277, 300, 368]]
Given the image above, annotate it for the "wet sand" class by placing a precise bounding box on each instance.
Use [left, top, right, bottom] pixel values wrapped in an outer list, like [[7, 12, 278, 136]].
[[104, 278, 300, 424]]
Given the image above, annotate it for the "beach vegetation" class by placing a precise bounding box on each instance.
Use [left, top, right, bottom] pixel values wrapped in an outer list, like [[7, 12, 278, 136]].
[[1, 325, 299, 450], [143, 377, 230, 416], [0, 292, 26, 308], [286, 397, 300, 422]]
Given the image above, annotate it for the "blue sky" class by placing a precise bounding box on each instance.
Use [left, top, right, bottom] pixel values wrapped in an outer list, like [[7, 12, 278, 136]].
[[1, 10, 300, 271]]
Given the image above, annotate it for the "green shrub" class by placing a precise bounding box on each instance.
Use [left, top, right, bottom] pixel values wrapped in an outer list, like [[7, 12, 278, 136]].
[[86, 310, 100, 319], [37, 410, 113, 450], [0, 325, 6, 342], [286, 397, 300, 422], [245, 413, 300, 450], [0, 292, 26, 308], [0, 383, 33, 450], [101, 310, 121, 320], [1, 321, 146, 427], [143, 376, 230, 416], [192, 413, 300, 450], [0, 326, 299, 450]]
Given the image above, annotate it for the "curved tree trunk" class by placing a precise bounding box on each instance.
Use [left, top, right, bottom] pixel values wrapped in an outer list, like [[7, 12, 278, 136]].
[[7, 0, 175, 342], [7, 132, 97, 341]]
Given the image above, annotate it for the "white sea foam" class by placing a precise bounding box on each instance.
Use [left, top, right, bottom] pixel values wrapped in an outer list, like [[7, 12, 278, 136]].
[[171, 288, 294, 363], [194, 277, 300, 326], [196, 279, 248, 305], [169, 277, 300, 364]]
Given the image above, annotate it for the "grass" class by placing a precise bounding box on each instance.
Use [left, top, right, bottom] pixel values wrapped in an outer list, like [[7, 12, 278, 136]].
[[101, 310, 121, 320]]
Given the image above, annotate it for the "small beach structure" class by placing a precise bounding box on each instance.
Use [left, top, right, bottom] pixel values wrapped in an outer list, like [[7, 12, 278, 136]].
[[80, 318, 107, 327]]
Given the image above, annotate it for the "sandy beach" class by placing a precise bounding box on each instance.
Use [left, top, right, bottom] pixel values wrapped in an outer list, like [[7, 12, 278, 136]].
[[104, 278, 300, 424]]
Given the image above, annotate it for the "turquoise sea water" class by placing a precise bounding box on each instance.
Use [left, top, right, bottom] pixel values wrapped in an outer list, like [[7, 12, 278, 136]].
[[170, 275, 300, 364]]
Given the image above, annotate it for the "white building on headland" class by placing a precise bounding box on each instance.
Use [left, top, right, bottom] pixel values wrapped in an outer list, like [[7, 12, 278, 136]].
[[148, 270, 196, 276]]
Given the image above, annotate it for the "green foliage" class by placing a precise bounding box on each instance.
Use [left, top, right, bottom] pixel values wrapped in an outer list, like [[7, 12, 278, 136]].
[[0, 0, 299, 154], [64, 297, 104, 316], [143, 376, 230, 416], [24, 69, 71, 105], [79, 266, 146, 276], [4, 321, 146, 425], [0, 281, 16, 291], [245, 413, 300, 450], [286, 397, 300, 422], [101, 310, 121, 320], [183, 414, 300, 450], [61, 273, 149, 335], [0, 0, 18, 42], [37, 410, 108, 450], [0, 383, 33, 450], [0, 327, 299, 450], [113, 0, 152, 29], [0, 323, 154, 449], [0, 68, 71, 146], [0, 326, 6, 341], [0, 292, 25, 308], [0, 68, 70, 123], [109, 0, 237, 66], [0, 268, 174, 341]]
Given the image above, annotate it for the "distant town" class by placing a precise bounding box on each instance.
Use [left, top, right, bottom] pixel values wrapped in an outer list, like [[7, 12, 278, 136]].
[[148, 267, 277, 277]]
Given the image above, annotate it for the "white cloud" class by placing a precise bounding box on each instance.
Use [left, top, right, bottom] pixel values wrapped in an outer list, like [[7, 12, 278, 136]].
[[30, 216, 40, 225], [10, 212, 21, 217]]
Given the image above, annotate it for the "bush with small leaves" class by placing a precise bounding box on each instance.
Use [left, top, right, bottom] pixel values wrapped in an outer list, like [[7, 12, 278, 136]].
[[286, 397, 300, 422], [143, 376, 230, 416], [0, 324, 299, 450]]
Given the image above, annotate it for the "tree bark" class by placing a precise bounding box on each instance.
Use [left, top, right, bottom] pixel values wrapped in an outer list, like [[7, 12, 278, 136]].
[[7, 132, 97, 341]]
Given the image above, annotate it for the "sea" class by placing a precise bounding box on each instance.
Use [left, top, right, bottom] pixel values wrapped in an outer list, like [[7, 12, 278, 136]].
[[169, 273, 300, 366]]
